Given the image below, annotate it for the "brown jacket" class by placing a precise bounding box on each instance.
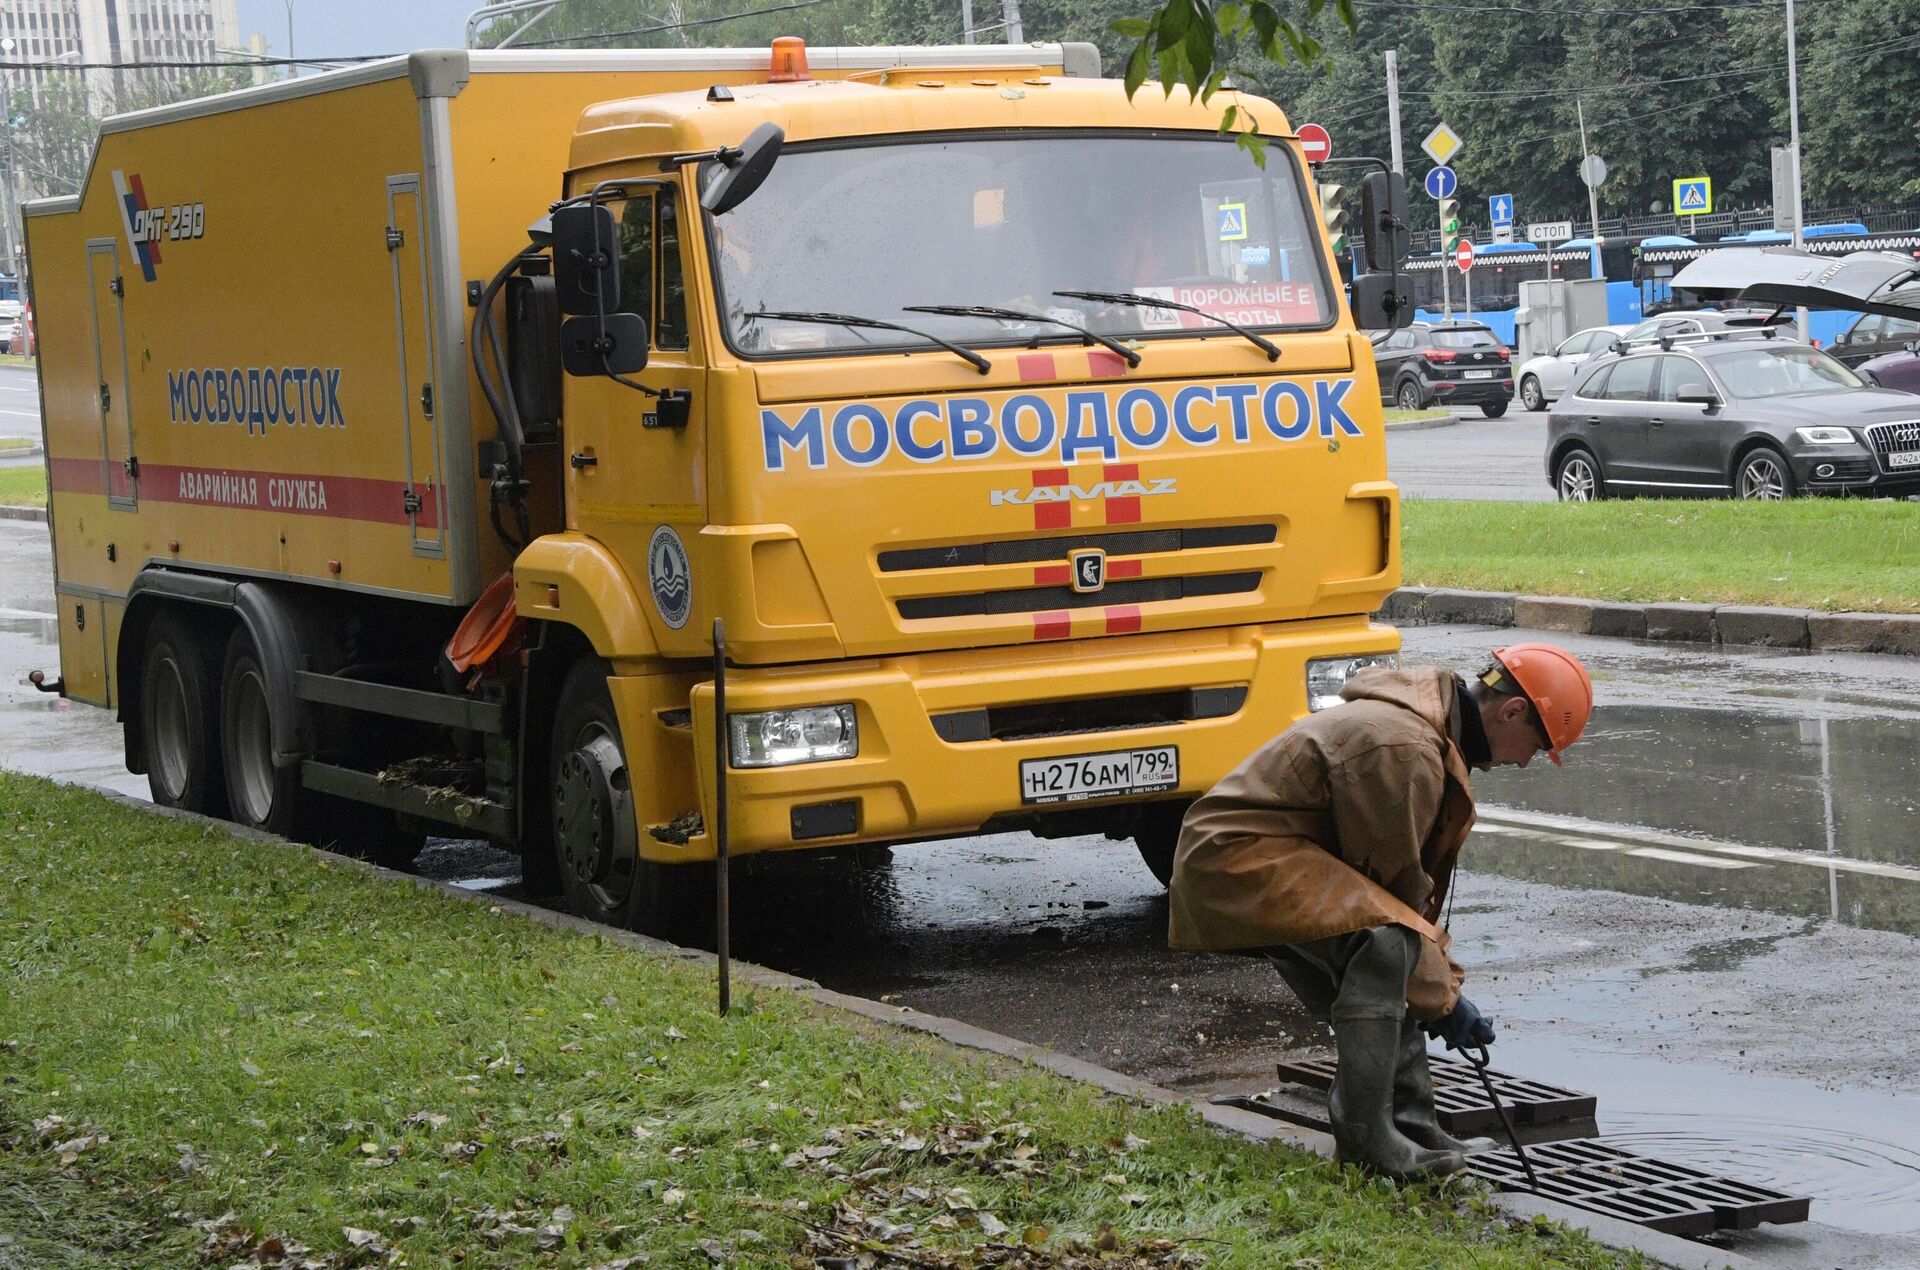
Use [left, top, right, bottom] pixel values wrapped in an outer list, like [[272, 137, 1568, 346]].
[[1167, 667, 1477, 1019]]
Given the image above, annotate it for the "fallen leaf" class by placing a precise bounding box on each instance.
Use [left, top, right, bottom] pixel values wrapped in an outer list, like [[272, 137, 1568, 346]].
[[978, 1212, 1008, 1238], [661, 1188, 685, 1207]]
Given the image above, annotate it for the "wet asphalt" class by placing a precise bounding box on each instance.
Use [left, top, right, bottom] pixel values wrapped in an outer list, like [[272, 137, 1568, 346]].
[[7, 405, 1920, 1261]]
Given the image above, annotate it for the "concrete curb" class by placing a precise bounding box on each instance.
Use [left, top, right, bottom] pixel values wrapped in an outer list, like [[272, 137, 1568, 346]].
[[76, 785, 1752, 1270], [0, 504, 47, 523], [1384, 413, 1461, 433], [0, 442, 43, 459], [1384, 586, 1920, 657]]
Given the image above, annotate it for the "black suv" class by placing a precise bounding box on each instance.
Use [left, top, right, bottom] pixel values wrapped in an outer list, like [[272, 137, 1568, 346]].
[[1371, 321, 1514, 417], [1545, 333, 1920, 500]]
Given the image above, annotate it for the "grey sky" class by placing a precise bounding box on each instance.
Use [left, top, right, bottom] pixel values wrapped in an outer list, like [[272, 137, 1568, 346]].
[[231, 1, 472, 61]]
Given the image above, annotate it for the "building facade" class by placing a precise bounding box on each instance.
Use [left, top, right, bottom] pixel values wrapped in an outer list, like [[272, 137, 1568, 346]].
[[2, 0, 244, 112]]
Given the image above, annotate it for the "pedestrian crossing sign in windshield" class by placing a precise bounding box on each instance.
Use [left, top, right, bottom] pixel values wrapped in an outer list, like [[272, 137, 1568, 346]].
[[1217, 202, 1248, 241], [1673, 177, 1712, 216]]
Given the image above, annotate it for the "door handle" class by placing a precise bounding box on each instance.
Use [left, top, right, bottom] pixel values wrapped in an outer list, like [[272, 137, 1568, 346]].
[[569, 451, 597, 470]]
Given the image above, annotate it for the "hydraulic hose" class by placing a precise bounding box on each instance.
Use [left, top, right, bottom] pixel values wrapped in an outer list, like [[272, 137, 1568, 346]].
[[471, 248, 542, 550]]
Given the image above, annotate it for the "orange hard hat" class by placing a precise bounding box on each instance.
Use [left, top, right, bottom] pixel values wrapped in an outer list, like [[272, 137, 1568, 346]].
[[1487, 643, 1593, 765]]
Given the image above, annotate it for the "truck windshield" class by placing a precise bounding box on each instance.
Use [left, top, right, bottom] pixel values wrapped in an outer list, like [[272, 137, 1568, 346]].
[[710, 134, 1334, 357]]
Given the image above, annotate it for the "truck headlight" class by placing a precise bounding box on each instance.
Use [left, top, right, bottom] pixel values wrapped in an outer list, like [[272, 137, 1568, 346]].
[[728, 705, 858, 768], [1794, 426, 1855, 445], [1306, 655, 1398, 712]]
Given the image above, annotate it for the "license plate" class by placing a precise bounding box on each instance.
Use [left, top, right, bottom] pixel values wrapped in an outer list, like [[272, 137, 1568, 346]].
[[1890, 451, 1920, 468], [1019, 746, 1179, 806], [1464, 370, 1495, 379]]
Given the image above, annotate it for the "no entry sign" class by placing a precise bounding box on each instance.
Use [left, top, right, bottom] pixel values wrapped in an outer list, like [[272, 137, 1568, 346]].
[[1454, 240, 1476, 272], [1297, 123, 1332, 164]]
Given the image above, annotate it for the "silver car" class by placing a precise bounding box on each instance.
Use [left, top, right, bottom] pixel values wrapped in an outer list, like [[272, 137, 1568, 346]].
[[1516, 324, 1633, 412]]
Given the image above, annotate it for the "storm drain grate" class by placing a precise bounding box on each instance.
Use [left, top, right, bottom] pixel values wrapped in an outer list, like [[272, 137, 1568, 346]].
[[1467, 1139, 1811, 1237], [1274, 1054, 1598, 1137]]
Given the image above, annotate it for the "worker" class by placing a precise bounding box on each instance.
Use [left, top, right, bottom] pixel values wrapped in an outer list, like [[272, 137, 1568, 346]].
[[1168, 644, 1593, 1181]]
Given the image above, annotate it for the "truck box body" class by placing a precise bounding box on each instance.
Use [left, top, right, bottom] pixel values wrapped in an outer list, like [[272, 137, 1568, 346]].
[[28, 45, 1404, 923]]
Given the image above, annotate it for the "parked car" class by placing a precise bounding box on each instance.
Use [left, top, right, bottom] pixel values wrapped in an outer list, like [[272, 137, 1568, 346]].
[[1858, 341, 1920, 394], [1545, 335, 1920, 501], [1516, 324, 1634, 412], [0, 317, 18, 355], [1370, 320, 1514, 417], [1829, 312, 1920, 368]]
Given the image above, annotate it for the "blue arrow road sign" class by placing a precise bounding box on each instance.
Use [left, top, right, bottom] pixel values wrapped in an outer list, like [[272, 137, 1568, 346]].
[[1490, 193, 1513, 226], [1424, 166, 1457, 200]]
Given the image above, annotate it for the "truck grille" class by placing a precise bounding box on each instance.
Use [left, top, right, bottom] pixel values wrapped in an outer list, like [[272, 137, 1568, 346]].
[[1865, 420, 1920, 471], [896, 571, 1261, 621], [878, 523, 1275, 573], [931, 685, 1248, 743]]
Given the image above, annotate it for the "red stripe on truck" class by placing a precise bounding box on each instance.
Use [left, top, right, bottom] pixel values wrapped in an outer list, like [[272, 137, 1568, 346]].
[[46, 456, 439, 526]]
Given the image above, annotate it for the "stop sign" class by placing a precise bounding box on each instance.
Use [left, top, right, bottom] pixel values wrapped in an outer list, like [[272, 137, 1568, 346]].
[[1454, 240, 1476, 272], [1297, 123, 1332, 164]]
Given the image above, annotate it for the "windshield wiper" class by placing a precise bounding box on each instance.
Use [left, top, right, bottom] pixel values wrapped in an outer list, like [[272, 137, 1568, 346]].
[[1053, 289, 1281, 362], [902, 304, 1141, 369], [745, 310, 991, 374]]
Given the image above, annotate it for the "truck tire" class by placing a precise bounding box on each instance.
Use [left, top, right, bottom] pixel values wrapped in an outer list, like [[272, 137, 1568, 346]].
[[140, 611, 225, 815], [550, 657, 712, 943], [220, 627, 311, 837]]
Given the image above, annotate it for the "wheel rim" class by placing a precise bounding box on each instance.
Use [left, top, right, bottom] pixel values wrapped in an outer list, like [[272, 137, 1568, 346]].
[[1740, 455, 1786, 499], [228, 665, 276, 824], [1523, 378, 1543, 410], [1559, 456, 1597, 502], [149, 655, 191, 801], [553, 723, 636, 912], [1398, 384, 1421, 411]]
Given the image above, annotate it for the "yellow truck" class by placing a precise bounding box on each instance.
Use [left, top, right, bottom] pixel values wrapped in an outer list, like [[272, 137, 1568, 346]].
[[26, 40, 1411, 936]]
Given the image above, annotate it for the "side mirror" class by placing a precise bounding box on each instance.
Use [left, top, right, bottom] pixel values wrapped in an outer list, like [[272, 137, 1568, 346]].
[[1359, 170, 1410, 273], [1349, 271, 1413, 331], [702, 122, 785, 216], [1675, 391, 1720, 408], [551, 203, 621, 315], [561, 312, 650, 377]]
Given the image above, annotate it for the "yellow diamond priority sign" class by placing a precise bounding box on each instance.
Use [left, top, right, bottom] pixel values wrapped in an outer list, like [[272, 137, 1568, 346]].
[[1421, 122, 1463, 166], [1673, 176, 1713, 216]]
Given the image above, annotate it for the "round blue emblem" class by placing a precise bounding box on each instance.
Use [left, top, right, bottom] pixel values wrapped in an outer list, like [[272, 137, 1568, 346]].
[[647, 525, 691, 630]]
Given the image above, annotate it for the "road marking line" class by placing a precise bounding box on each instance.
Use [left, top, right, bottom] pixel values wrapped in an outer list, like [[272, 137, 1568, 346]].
[[1479, 805, 1920, 883], [1624, 847, 1760, 870], [0, 607, 56, 620], [0, 408, 41, 418]]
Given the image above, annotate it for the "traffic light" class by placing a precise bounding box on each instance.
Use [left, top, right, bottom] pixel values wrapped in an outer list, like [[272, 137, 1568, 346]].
[[1318, 181, 1348, 257], [1438, 195, 1461, 253]]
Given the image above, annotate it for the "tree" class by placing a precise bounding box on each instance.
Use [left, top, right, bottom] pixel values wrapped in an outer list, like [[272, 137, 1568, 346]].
[[7, 73, 95, 200]]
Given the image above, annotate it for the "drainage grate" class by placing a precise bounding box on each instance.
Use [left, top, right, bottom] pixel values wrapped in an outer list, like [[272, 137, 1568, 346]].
[[1467, 1139, 1811, 1237], [1275, 1053, 1598, 1138]]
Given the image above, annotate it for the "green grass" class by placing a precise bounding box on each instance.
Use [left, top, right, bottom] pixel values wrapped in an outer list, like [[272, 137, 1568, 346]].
[[0, 773, 1638, 1269], [0, 353, 35, 367], [0, 436, 32, 451], [1382, 407, 1452, 424], [1404, 497, 1920, 612], [0, 463, 46, 508]]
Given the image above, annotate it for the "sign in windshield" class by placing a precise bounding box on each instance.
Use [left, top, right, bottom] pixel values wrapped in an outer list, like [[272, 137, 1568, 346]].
[[709, 135, 1334, 357]]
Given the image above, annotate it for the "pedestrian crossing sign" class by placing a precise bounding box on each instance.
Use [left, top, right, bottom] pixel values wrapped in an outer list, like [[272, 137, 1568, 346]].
[[1217, 201, 1248, 241], [1673, 176, 1713, 216]]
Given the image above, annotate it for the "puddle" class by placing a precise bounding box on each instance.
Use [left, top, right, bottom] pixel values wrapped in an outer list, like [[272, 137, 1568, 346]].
[[1493, 1033, 1920, 1236], [1468, 704, 1920, 936]]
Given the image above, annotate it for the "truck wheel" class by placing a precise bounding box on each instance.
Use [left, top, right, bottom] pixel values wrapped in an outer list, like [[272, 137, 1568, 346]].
[[550, 657, 712, 942], [140, 611, 225, 815], [220, 628, 310, 836], [1131, 801, 1188, 889]]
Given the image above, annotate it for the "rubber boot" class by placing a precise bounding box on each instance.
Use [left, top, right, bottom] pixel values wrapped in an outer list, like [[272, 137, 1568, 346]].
[[1391, 1013, 1489, 1155], [1327, 929, 1466, 1182]]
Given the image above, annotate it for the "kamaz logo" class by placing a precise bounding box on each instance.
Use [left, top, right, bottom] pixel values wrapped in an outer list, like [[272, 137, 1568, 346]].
[[989, 477, 1177, 507]]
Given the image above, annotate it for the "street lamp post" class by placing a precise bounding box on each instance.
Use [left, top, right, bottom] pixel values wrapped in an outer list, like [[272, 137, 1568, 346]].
[[1785, 0, 1808, 340], [283, 1, 295, 79]]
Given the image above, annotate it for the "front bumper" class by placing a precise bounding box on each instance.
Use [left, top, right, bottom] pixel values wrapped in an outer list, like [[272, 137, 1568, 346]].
[[1791, 451, 1920, 496], [620, 616, 1399, 861]]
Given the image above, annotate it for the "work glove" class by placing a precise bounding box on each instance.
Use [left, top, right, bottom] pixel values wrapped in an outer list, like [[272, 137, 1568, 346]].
[[1423, 996, 1496, 1051]]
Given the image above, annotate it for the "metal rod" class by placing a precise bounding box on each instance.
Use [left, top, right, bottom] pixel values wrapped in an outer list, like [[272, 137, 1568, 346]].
[[711, 618, 731, 1017], [1465, 1046, 1540, 1191], [1785, 0, 1808, 341]]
